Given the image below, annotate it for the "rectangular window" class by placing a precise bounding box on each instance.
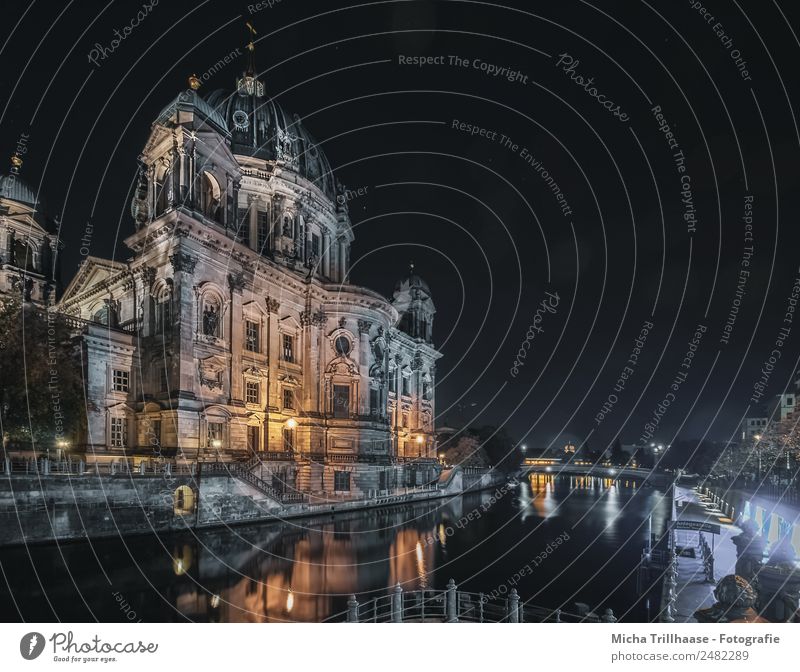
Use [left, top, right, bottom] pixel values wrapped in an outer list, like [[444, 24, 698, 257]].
[[160, 368, 168, 393], [110, 417, 127, 448], [246, 380, 260, 405], [245, 320, 259, 352], [283, 388, 295, 410], [257, 210, 269, 251], [207, 422, 223, 448], [282, 334, 294, 362], [334, 471, 351, 492], [283, 427, 294, 451], [112, 369, 129, 393], [312, 233, 320, 258], [149, 419, 161, 448], [333, 384, 350, 419], [369, 388, 380, 417], [247, 425, 260, 453], [237, 207, 250, 246], [402, 376, 410, 397]]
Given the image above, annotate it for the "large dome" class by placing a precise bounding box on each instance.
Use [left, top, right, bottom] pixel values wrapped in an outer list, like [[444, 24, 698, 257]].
[[0, 173, 45, 211], [205, 86, 335, 200]]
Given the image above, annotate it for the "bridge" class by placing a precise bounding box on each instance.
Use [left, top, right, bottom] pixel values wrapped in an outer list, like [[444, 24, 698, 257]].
[[519, 462, 672, 486]]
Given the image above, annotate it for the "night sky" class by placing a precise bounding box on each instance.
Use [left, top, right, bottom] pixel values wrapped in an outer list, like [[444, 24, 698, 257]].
[[4, 0, 800, 452]]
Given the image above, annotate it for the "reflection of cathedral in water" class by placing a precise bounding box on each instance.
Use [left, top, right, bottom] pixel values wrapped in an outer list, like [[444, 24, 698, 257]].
[[167, 498, 468, 622]]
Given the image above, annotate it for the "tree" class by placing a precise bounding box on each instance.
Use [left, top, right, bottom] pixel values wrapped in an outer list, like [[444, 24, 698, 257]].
[[609, 438, 626, 466], [0, 298, 85, 454], [475, 425, 520, 473]]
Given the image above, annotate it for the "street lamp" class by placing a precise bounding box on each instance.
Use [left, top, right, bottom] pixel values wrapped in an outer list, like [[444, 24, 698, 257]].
[[416, 435, 424, 444], [285, 417, 298, 430]]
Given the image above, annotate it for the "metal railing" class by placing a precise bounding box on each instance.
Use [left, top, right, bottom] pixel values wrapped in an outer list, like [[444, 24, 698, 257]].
[[200, 461, 306, 504], [333, 579, 615, 623], [1, 457, 198, 477]]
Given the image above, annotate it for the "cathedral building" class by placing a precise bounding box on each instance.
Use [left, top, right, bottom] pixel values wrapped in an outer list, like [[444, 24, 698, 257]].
[[28, 56, 442, 494]]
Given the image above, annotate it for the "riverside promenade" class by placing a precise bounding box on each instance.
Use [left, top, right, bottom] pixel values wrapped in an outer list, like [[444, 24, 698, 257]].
[[663, 482, 800, 622], [663, 485, 740, 622]]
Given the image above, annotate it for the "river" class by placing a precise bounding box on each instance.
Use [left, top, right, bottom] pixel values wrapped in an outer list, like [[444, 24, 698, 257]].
[[0, 473, 671, 622]]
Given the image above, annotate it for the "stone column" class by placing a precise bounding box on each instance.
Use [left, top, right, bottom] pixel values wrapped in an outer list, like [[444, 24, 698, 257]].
[[358, 320, 371, 416], [228, 272, 245, 403], [322, 232, 331, 278], [169, 249, 197, 395], [265, 297, 281, 450]]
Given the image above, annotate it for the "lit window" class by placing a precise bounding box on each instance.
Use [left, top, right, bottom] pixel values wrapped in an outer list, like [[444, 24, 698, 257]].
[[246, 380, 259, 405], [283, 388, 294, 410], [282, 334, 294, 362], [112, 369, 129, 393], [245, 320, 259, 352], [110, 417, 127, 448]]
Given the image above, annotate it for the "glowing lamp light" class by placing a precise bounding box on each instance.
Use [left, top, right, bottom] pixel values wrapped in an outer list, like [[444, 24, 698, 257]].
[[286, 590, 294, 613], [211, 439, 222, 449], [210, 594, 220, 609], [286, 418, 298, 430], [416, 435, 424, 444]]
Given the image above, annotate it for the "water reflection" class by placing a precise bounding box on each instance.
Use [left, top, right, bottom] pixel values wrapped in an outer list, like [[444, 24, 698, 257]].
[[0, 477, 669, 622]]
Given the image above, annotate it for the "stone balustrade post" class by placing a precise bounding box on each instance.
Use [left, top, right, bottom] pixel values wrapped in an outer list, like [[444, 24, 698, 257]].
[[42, 458, 50, 475], [508, 589, 520, 623], [391, 583, 403, 623], [346, 594, 359, 623], [78, 460, 85, 475], [446, 578, 458, 622]]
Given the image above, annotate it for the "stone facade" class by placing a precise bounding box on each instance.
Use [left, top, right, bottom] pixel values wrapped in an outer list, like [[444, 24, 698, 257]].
[[0, 175, 59, 307], [41, 63, 441, 494]]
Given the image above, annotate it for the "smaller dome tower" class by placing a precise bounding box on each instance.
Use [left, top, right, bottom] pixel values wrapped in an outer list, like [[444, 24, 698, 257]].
[[392, 262, 435, 343]]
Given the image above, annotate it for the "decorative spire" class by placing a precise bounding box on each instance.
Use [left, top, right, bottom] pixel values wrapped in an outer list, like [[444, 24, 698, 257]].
[[236, 21, 264, 97], [245, 21, 257, 76]]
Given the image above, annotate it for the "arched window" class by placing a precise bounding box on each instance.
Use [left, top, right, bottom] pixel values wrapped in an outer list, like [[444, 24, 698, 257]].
[[92, 304, 110, 326], [173, 486, 195, 515], [153, 284, 171, 335], [201, 171, 222, 223], [13, 240, 35, 272], [154, 163, 169, 216]]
